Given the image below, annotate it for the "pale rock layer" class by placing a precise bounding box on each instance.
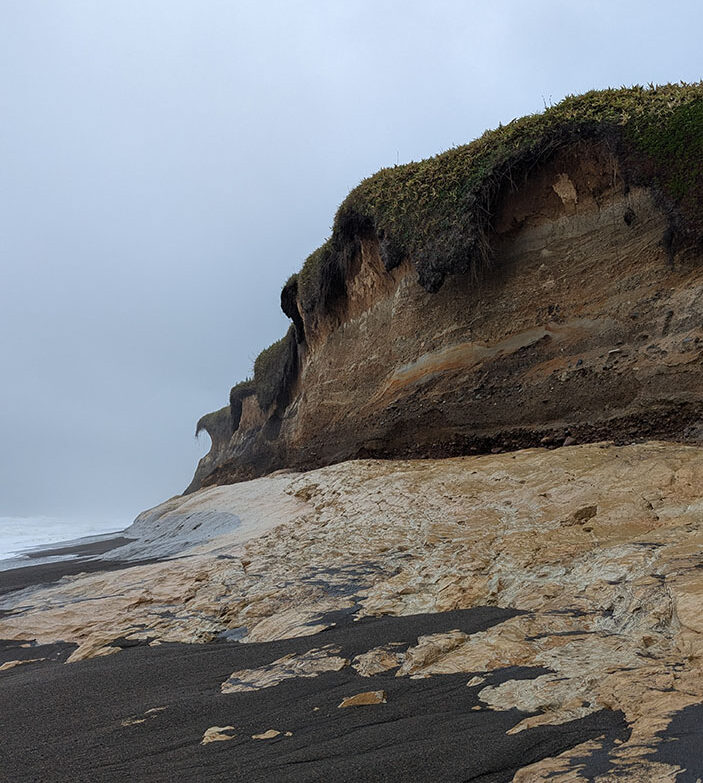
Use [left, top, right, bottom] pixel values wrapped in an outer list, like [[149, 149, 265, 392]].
[[2, 441, 703, 780]]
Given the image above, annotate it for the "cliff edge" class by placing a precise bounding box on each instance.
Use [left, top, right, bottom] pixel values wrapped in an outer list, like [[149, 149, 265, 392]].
[[189, 84, 703, 492]]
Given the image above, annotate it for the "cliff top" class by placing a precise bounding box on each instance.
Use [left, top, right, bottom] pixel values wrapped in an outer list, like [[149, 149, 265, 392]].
[[219, 82, 703, 437], [290, 82, 703, 311]]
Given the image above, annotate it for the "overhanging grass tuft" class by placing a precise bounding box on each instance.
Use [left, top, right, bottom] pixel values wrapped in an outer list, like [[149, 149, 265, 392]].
[[293, 82, 703, 315], [280, 273, 305, 342], [195, 405, 233, 442], [252, 325, 298, 411]]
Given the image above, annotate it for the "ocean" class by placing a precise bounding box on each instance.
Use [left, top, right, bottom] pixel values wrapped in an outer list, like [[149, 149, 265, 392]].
[[0, 516, 128, 570]]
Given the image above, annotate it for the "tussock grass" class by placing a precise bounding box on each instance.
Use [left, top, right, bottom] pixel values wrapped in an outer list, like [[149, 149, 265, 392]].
[[252, 325, 298, 411], [294, 82, 703, 314]]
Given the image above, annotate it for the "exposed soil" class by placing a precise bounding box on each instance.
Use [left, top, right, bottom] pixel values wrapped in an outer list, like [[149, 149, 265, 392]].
[[192, 143, 703, 491]]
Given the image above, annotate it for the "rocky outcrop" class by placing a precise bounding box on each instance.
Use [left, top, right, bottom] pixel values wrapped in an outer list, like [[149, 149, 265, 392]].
[[190, 87, 703, 492], [3, 441, 703, 779], [7, 87, 703, 782]]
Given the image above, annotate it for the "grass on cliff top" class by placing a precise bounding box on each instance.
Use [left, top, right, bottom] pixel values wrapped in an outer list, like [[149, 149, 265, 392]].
[[252, 325, 298, 412], [290, 82, 703, 314], [219, 83, 703, 432]]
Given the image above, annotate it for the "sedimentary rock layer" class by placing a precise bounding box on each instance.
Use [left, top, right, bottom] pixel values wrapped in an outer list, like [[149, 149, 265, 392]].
[[192, 142, 703, 490]]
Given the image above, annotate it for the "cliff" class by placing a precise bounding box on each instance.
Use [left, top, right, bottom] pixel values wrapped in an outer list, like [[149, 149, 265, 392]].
[[188, 83, 703, 493], [5, 84, 703, 783]]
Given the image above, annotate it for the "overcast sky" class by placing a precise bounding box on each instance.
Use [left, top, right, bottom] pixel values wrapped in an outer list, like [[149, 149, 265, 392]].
[[1, 1, 701, 523]]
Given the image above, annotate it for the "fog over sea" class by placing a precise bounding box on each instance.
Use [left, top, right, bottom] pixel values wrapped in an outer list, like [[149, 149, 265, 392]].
[[0, 517, 128, 570]]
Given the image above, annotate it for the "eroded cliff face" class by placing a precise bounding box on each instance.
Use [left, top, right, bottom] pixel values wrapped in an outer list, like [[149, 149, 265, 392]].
[[192, 143, 703, 490]]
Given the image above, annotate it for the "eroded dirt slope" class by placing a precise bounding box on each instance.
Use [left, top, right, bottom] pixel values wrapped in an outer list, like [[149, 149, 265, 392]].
[[194, 144, 703, 489]]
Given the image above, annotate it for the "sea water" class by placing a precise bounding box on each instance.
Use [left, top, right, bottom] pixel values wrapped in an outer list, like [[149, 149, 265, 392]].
[[0, 516, 127, 570]]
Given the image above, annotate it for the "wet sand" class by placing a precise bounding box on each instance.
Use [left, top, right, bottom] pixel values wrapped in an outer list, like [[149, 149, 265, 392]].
[[0, 536, 145, 596], [25, 536, 134, 559], [0, 607, 628, 783]]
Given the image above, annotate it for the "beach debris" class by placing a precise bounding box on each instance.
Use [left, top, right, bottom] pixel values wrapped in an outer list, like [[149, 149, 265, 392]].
[[121, 706, 166, 727], [338, 690, 387, 708], [221, 645, 348, 694], [252, 729, 281, 740], [201, 726, 236, 745]]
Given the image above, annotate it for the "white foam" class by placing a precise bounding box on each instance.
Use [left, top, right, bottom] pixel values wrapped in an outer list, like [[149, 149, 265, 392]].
[[0, 516, 127, 562]]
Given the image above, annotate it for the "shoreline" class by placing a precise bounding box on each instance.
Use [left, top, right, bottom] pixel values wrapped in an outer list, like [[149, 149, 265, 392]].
[[0, 535, 141, 596]]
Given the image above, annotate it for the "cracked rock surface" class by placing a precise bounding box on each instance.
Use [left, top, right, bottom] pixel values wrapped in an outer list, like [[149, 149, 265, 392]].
[[1, 441, 703, 780]]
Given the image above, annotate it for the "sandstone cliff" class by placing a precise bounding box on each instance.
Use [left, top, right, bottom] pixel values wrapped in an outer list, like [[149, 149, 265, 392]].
[[5, 85, 703, 783], [189, 84, 703, 492]]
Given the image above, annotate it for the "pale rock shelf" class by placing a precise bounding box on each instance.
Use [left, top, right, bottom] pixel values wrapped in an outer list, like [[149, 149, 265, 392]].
[[2, 441, 702, 780]]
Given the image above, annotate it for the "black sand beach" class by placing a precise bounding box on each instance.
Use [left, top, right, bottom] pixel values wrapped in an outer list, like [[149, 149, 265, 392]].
[[4, 542, 702, 781], [24, 536, 134, 559], [0, 537, 142, 596], [1, 605, 628, 783]]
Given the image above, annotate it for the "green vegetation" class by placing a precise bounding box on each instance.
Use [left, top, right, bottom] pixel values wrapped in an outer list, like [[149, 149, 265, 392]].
[[252, 325, 298, 411], [627, 97, 703, 202], [294, 82, 703, 313], [219, 83, 703, 428]]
